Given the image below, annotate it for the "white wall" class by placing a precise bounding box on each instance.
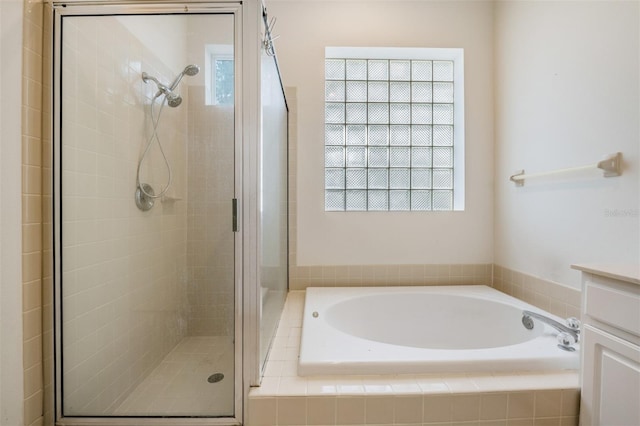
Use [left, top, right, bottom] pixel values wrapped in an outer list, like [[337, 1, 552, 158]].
[[494, 0, 640, 288], [268, 0, 495, 266], [0, 0, 25, 424]]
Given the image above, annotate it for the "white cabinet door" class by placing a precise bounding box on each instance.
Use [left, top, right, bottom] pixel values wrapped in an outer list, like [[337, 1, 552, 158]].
[[581, 325, 640, 426]]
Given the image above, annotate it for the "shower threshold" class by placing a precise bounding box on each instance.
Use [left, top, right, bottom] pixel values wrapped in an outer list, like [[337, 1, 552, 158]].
[[114, 336, 234, 416]]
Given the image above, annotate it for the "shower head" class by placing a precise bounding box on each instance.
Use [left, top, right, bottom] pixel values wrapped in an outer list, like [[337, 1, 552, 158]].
[[169, 64, 200, 91], [142, 71, 183, 108], [142, 64, 199, 108], [184, 64, 200, 76], [165, 92, 182, 107]]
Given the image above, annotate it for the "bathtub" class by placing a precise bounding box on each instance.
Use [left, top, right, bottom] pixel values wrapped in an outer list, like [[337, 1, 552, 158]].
[[298, 285, 579, 375]]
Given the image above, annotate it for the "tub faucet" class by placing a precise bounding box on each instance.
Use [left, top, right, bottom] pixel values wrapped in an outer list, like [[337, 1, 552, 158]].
[[521, 310, 581, 351]]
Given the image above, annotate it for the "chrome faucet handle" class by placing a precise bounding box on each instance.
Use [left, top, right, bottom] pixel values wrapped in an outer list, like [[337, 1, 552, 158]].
[[566, 317, 581, 331], [521, 310, 580, 344], [522, 314, 535, 330], [557, 332, 577, 352]]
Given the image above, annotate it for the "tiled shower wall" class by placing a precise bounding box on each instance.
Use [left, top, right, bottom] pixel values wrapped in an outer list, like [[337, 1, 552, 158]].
[[41, 3, 53, 424], [186, 86, 235, 337], [58, 16, 189, 413], [22, 0, 45, 424]]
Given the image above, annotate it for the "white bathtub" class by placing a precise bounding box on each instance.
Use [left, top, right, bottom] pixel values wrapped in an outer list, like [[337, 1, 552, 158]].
[[298, 285, 579, 375]]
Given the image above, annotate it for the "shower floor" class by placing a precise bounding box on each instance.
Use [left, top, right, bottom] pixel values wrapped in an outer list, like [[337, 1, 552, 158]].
[[115, 336, 235, 417]]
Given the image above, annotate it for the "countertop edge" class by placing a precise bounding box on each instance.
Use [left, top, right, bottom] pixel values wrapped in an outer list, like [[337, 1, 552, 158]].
[[571, 263, 640, 286]]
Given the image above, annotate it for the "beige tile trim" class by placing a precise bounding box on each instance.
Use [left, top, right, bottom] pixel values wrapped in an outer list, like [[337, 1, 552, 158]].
[[289, 263, 493, 290], [21, 1, 47, 425], [493, 265, 581, 319]]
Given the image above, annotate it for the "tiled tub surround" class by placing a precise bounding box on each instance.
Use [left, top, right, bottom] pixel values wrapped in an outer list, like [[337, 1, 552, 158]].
[[289, 264, 493, 290], [279, 95, 580, 422], [492, 265, 582, 320], [248, 291, 580, 426], [289, 263, 580, 322]]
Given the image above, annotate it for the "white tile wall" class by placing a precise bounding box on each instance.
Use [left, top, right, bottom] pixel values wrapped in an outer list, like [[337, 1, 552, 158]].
[[185, 86, 235, 337], [60, 16, 189, 414]]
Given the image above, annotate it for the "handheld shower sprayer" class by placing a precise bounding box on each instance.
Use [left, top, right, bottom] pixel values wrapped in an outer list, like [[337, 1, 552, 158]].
[[136, 64, 201, 211], [169, 64, 200, 91], [141, 64, 200, 108]]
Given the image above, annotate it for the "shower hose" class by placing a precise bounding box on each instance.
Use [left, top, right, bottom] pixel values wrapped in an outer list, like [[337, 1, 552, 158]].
[[136, 93, 173, 200]]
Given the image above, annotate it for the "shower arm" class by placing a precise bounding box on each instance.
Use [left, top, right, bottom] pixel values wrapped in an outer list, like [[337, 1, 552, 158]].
[[142, 72, 173, 99], [142, 72, 165, 90]]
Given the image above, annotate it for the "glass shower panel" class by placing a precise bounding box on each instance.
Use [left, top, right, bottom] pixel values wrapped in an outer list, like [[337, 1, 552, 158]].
[[259, 48, 289, 368], [58, 12, 236, 417]]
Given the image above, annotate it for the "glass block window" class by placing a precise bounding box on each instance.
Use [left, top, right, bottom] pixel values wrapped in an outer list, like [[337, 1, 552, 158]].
[[324, 47, 464, 211]]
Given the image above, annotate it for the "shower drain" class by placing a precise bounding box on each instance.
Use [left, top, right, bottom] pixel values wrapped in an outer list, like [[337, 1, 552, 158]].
[[207, 373, 225, 383]]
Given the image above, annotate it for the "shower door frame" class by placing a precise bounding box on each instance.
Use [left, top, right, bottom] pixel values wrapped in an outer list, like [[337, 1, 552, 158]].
[[52, 2, 246, 424]]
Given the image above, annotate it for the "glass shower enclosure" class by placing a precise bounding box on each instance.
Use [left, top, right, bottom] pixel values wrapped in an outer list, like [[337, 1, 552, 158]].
[[259, 11, 289, 375], [53, 3, 245, 420]]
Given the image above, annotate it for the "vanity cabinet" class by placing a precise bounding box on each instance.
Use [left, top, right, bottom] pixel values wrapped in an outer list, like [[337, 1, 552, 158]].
[[573, 265, 640, 426]]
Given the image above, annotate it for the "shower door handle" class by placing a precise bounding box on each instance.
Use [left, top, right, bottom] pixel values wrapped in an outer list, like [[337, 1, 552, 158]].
[[232, 198, 238, 232]]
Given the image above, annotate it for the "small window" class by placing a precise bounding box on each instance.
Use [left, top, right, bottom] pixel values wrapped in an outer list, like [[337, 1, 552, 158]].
[[214, 57, 234, 105], [206, 44, 234, 105], [324, 47, 465, 211]]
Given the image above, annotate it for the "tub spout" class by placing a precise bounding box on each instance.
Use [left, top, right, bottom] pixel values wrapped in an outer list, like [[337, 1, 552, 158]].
[[522, 310, 581, 350]]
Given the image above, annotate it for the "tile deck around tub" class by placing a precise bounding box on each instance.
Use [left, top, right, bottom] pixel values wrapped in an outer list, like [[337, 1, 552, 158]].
[[248, 291, 580, 426]]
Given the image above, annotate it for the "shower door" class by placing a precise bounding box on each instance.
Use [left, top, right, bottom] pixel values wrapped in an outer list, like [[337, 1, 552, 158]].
[[53, 3, 242, 420]]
